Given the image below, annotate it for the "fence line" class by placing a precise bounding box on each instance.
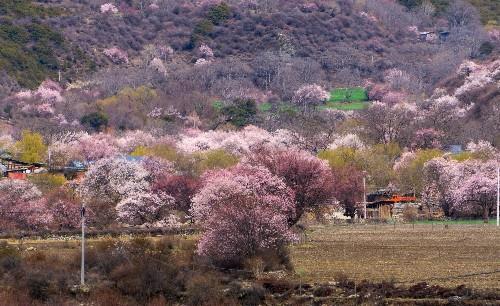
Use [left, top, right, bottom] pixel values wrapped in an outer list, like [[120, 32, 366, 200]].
[[394, 269, 500, 285], [0, 226, 199, 240]]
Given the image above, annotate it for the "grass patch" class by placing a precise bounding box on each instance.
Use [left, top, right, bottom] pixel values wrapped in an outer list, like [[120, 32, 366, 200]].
[[257, 102, 272, 112], [212, 100, 223, 111], [329, 87, 368, 103], [322, 101, 369, 111]]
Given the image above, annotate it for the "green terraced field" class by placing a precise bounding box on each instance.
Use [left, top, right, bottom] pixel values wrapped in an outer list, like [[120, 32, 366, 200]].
[[329, 87, 369, 102]]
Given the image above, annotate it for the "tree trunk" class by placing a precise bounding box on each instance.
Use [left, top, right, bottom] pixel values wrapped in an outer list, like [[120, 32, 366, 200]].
[[483, 206, 489, 223]]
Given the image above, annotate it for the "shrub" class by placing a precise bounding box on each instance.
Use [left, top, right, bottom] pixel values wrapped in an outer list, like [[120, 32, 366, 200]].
[[25, 273, 51, 301], [195, 149, 239, 173], [29, 173, 66, 192], [0, 241, 20, 272], [80, 112, 109, 131], [220, 99, 257, 127], [208, 3, 231, 25], [184, 273, 225, 306]]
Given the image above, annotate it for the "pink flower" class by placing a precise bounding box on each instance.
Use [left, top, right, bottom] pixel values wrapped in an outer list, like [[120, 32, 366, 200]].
[[100, 3, 119, 14], [191, 163, 296, 266]]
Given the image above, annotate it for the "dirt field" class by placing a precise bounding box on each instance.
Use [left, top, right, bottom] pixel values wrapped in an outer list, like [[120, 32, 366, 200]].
[[290, 223, 500, 289]]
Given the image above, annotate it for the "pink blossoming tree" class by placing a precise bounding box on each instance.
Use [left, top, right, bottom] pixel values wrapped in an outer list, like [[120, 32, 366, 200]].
[[292, 84, 330, 112], [246, 147, 334, 224], [191, 164, 296, 267]]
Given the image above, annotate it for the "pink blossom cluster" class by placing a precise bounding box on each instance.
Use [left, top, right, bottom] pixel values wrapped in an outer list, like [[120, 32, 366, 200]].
[[115, 130, 157, 153], [0, 179, 47, 230], [393, 151, 417, 172], [466, 140, 497, 156], [14, 79, 64, 104], [100, 3, 119, 14], [77, 133, 119, 161], [368, 101, 417, 143], [194, 58, 211, 66], [116, 191, 174, 226], [199, 44, 214, 58], [422, 157, 499, 221], [455, 59, 500, 96], [244, 147, 335, 223], [76, 156, 183, 227], [418, 94, 471, 125], [328, 133, 365, 150], [488, 28, 500, 41], [191, 164, 296, 265], [292, 84, 330, 110], [412, 128, 444, 150], [177, 125, 301, 155], [35, 103, 55, 115], [103, 47, 129, 64]]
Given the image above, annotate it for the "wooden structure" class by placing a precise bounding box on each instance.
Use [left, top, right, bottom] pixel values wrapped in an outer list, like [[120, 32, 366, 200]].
[[0, 152, 45, 179], [365, 189, 417, 220]]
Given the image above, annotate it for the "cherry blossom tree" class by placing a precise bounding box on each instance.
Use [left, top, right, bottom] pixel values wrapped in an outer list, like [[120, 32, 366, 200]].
[[0, 179, 44, 230], [455, 60, 499, 96], [199, 44, 214, 59], [466, 140, 497, 158], [246, 147, 334, 224], [77, 133, 118, 161], [78, 156, 178, 227], [116, 192, 174, 226], [422, 157, 498, 220], [115, 130, 157, 154], [292, 84, 330, 112], [411, 128, 444, 150], [39, 188, 84, 230], [328, 133, 365, 150], [418, 94, 472, 135], [152, 174, 200, 214], [421, 157, 460, 216], [452, 160, 498, 223], [191, 164, 296, 267], [363, 102, 417, 145], [331, 166, 364, 218], [77, 157, 150, 226], [177, 125, 300, 155]]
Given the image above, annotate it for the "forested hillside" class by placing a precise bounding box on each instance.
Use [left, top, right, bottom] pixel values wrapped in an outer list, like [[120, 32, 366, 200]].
[[0, 0, 498, 139]]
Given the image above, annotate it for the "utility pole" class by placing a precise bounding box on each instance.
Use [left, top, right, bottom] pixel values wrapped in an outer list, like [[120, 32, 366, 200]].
[[363, 173, 367, 220], [497, 167, 499, 227], [81, 204, 86, 286]]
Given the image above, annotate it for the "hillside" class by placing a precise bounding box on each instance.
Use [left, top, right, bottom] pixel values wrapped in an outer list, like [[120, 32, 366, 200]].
[[0, 0, 497, 94]]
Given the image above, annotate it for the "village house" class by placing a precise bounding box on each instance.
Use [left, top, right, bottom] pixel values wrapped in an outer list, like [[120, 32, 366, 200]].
[[365, 189, 418, 220], [0, 151, 46, 180]]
